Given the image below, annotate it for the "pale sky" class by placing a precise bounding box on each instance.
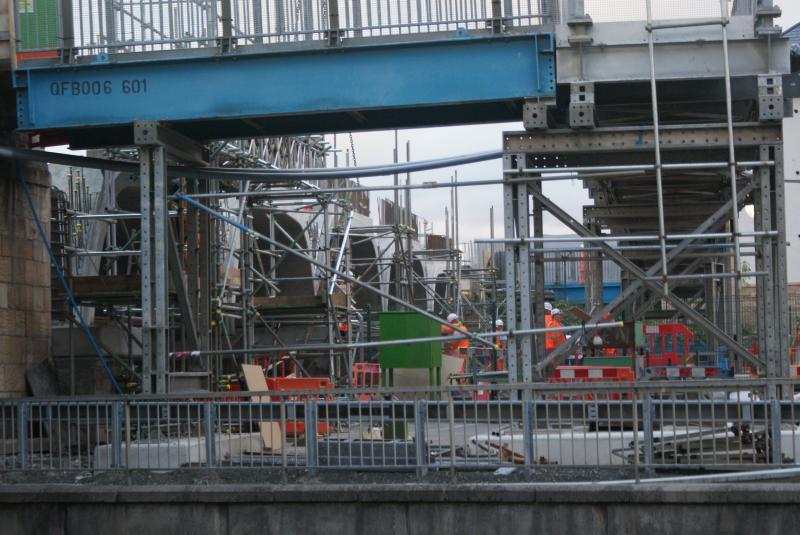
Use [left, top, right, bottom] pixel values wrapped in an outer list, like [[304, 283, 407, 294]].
[[333, 4, 800, 247]]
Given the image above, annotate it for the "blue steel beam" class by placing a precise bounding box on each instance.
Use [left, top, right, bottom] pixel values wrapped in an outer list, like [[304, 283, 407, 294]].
[[14, 33, 554, 139]]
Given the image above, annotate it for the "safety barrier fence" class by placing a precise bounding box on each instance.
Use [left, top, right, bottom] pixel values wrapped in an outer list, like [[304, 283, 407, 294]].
[[1, 379, 798, 474], [13, 0, 557, 56], [13, 0, 752, 57]]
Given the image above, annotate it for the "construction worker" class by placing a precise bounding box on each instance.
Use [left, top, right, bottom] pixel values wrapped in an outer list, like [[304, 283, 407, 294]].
[[338, 319, 349, 341], [543, 302, 556, 353], [549, 308, 568, 346], [442, 313, 469, 354], [494, 318, 507, 371], [494, 319, 506, 350]]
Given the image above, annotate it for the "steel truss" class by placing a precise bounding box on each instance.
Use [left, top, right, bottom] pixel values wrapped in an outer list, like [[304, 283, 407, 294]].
[[502, 121, 789, 384]]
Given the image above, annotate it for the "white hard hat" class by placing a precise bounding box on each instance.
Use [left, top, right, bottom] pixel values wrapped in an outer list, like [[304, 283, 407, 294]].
[[593, 335, 603, 347], [447, 313, 458, 322], [495, 319, 504, 327], [552, 308, 561, 316], [544, 302, 553, 312]]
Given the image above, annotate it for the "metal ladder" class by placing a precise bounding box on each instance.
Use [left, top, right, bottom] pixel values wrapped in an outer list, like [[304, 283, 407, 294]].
[[644, 0, 743, 327]]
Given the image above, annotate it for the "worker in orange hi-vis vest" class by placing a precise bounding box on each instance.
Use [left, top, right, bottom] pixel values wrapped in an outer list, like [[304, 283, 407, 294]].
[[494, 319, 507, 350], [597, 311, 616, 356], [494, 318, 507, 371], [543, 302, 556, 352], [442, 313, 469, 354], [549, 308, 568, 347]]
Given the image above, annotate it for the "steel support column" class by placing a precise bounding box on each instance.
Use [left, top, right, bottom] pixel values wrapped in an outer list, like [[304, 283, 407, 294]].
[[139, 145, 168, 393], [773, 144, 790, 379], [502, 153, 534, 383], [517, 183, 533, 382], [136, 121, 207, 393], [762, 143, 790, 379], [503, 159, 519, 383], [531, 180, 545, 373], [755, 148, 775, 376]]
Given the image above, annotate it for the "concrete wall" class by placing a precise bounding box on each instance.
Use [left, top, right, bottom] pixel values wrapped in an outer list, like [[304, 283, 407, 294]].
[[0, 160, 52, 398], [1, 483, 799, 535]]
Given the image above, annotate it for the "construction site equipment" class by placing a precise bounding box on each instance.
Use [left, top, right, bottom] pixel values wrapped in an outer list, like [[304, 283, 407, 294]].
[[0, 0, 795, 400], [642, 323, 695, 367]]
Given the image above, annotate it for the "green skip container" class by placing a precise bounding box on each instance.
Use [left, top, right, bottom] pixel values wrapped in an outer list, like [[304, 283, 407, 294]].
[[379, 312, 442, 388]]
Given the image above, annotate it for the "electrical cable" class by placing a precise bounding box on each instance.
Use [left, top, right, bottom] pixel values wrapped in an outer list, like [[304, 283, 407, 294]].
[[17, 165, 124, 394]]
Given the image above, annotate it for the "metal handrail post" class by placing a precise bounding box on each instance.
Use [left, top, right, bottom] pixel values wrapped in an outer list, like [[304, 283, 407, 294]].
[[305, 399, 318, 474], [632, 388, 640, 482], [769, 398, 783, 465], [204, 401, 216, 467], [220, 0, 233, 52], [644, 0, 671, 294], [327, 0, 341, 46], [414, 399, 428, 477], [642, 395, 654, 478], [58, 0, 74, 63], [719, 0, 744, 342], [522, 388, 535, 469], [111, 401, 122, 468], [16, 401, 28, 469], [491, 0, 503, 33]]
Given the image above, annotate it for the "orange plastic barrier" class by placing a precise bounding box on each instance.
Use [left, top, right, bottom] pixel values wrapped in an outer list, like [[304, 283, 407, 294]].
[[352, 362, 381, 400], [352, 362, 381, 388], [547, 366, 635, 400], [265, 377, 333, 400]]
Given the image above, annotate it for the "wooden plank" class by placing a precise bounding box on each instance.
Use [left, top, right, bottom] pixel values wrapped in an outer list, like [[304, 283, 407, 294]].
[[241, 364, 281, 451], [258, 421, 282, 452], [241, 364, 269, 402]]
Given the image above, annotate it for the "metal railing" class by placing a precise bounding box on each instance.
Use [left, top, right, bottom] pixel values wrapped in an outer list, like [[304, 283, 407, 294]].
[[581, 0, 744, 23], [13, 0, 557, 57], [1, 379, 798, 474], [10, 0, 759, 57]]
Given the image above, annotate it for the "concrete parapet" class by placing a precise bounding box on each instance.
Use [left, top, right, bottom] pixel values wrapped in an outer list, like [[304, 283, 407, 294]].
[[0, 482, 799, 534]]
